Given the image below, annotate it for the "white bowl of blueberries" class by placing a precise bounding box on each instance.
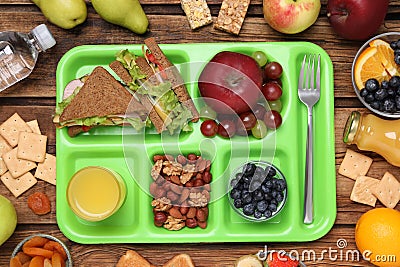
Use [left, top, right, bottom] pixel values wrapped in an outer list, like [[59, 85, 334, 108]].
[[352, 32, 400, 118], [228, 161, 287, 222]]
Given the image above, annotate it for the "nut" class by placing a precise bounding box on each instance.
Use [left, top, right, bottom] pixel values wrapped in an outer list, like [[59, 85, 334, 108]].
[[170, 175, 181, 185], [170, 183, 183, 195], [178, 188, 190, 203], [167, 191, 179, 202], [177, 155, 187, 165], [186, 218, 198, 228], [203, 171, 212, 184], [169, 206, 184, 219], [155, 175, 165, 185], [187, 153, 197, 161], [154, 187, 166, 198], [193, 179, 204, 187], [180, 206, 189, 215], [198, 221, 207, 229], [196, 208, 207, 222], [185, 181, 194, 187], [165, 154, 174, 162], [187, 207, 197, 218], [154, 211, 167, 227], [149, 182, 157, 196], [153, 154, 164, 162]]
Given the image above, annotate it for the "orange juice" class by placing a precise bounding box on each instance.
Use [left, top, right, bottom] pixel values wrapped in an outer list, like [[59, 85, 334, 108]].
[[343, 111, 400, 167], [67, 166, 126, 221]]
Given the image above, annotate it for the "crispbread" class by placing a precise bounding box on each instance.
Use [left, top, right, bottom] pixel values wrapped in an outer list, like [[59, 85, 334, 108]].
[[34, 153, 56, 185], [2, 147, 37, 178], [26, 120, 41, 134], [338, 149, 373, 180], [350, 176, 380, 207], [372, 172, 400, 208], [214, 0, 250, 35], [59, 66, 142, 123], [0, 135, 11, 155], [163, 254, 195, 267], [0, 157, 7, 176], [116, 250, 156, 267], [181, 0, 213, 30], [0, 113, 32, 147], [17, 132, 47, 163], [1, 171, 37, 197]]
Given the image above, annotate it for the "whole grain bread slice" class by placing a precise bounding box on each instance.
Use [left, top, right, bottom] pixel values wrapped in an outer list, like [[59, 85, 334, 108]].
[[163, 254, 195, 267], [116, 250, 156, 267], [59, 66, 145, 123]]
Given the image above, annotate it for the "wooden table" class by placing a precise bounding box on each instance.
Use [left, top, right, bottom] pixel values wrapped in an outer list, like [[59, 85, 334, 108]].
[[1, 0, 400, 266]]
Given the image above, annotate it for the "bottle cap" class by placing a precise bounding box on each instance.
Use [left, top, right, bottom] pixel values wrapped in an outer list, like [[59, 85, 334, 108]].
[[343, 111, 361, 144], [31, 24, 56, 51]]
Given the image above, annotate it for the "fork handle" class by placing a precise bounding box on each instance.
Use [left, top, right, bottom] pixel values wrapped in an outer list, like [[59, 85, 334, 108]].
[[303, 106, 313, 224]]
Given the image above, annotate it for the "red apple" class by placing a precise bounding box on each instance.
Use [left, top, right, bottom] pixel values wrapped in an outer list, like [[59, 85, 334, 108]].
[[198, 51, 263, 115], [327, 0, 389, 41], [263, 0, 321, 34]]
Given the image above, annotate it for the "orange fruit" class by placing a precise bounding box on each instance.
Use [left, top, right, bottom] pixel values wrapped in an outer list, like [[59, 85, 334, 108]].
[[369, 39, 400, 77], [355, 208, 400, 266], [354, 46, 388, 90]]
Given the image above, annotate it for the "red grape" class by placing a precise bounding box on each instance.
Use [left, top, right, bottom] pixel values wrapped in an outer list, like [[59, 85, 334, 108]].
[[263, 110, 282, 129], [262, 82, 282, 101], [239, 112, 257, 130], [252, 104, 267, 120], [264, 62, 283, 80], [217, 120, 236, 138], [200, 119, 218, 137]]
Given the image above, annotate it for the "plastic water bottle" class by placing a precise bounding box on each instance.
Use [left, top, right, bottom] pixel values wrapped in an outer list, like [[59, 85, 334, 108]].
[[0, 24, 56, 92]]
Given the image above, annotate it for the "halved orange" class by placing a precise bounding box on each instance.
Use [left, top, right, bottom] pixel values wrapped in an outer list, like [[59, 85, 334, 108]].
[[354, 46, 389, 90], [369, 39, 400, 76]]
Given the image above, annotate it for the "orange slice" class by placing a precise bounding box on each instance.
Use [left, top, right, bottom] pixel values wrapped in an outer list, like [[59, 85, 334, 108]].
[[369, 39, 400, 76], [354, 46, 388, 90]]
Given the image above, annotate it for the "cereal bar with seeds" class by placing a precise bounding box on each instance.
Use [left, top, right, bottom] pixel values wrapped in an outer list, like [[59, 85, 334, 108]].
[[181, 0, 213, 30], [214, 0, 250, 35]]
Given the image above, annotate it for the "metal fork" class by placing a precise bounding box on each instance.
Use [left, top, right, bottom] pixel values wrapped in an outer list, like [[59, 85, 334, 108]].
[[298, 54, 321, 224]]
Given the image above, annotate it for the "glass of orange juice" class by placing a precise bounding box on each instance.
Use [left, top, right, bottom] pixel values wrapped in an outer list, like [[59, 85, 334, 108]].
[[67, 166, 126, 222]]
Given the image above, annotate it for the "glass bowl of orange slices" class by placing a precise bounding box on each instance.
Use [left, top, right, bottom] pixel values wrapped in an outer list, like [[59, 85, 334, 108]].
[[352, 32, 400, 118]]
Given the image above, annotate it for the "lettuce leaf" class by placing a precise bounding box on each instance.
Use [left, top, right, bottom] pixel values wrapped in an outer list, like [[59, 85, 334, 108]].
[[116, 50, 147, 91]]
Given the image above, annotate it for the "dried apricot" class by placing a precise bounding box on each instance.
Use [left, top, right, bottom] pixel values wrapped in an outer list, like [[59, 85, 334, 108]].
[[22, 237, 49, 250], [28, 256, 45, 267], [27, 193, 51, 215], [21, 262, 30, 267], [9, 256, 22, 267], [15, 252, 32, 264], [43, 241, 67, 261], [43, 259, 52, 267], [51, 252, 64, 267], [23, 247, 53, 259]]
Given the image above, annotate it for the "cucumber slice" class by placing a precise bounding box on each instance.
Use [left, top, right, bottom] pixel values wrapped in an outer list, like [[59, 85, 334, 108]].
[[235, 255, 264, 267]]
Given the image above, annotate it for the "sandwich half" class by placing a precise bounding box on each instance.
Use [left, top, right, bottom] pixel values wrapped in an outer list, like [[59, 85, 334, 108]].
[[53, 66, 148, 137]]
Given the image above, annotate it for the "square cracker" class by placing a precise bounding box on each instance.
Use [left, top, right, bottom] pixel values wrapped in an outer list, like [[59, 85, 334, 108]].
[[2, 148, 36, 178], [0, 157, 8, 176], [372, 172, 400, 209], [26, 120, 41, 135], [1, 171, 37, 197], [350, 176, 380, 207], [34, 154, 56, 185], [17, 132, 47, 163], [338, 149, 373, 180], [0, 113, 32, 147], [0, 135, 12, 155]]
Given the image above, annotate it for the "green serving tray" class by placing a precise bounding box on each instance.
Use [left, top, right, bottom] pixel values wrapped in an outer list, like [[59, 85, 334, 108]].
[[55, 42, 336, 244]]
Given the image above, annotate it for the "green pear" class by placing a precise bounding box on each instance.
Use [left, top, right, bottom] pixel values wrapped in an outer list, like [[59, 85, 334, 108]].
[[91, 0, 148, 34], [32, 0, 87, 29], [0, 195, 17, 246]]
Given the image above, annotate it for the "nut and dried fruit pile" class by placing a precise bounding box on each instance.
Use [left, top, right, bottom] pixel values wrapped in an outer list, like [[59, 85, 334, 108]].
[[150, 153, 212, 231]]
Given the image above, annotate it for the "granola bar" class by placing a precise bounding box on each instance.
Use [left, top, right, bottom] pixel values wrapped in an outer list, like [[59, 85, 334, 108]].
[[181, 0, 213, 30], [214, 0, 250, 35]]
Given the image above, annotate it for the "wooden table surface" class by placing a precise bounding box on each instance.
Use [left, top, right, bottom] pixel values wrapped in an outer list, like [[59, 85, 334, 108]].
[[1, 0, 400, 266]]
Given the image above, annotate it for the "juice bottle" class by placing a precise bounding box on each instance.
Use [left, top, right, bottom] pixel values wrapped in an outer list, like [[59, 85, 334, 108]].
[[343, 111, 400, 167]]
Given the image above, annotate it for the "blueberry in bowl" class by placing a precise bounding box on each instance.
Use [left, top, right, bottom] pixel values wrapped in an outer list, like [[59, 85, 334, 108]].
[[352, 32, 400, 118], [228, 161, 287, 222]]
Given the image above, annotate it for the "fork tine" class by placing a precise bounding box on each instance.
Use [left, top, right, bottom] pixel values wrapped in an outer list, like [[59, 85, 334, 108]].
[[298, 55, 307, 89], [305, 55, 312, 90], [310, 55, 315, 90], [316, 54, 321, 91]]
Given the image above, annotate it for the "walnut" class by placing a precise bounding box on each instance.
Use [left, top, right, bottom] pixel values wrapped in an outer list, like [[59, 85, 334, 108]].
[[188, 191, 208, 207], [151, 197, 172, 211], [151, 159, 163, 180], [180, 163, 195, 184], [162, 161, 183, 176], [163, 215, 185, 231]]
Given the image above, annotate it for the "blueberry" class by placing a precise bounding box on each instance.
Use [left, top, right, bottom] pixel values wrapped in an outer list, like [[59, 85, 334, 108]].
[[265, 166, 277, 177], [396, 40, 400, 49], [268, 203, 277, 212], [243, 203, 256, 216], [243, 163, 256, 176], [389, 76, 400, 88], [395, 54, 400, 65], [242, 193, 253, 204], [235, 172, 244, 180], [277, 179, 287, 191], [374, 89, 388, 101], [364, 93, 375, 103], [254, 189, 264, 201], [230, 188, 241, 199], [381, 80, 389, 89], [391, 41, 398, 49], [257, 200, 268, 213], [276, 192, 284, 202], [388, 88, 396, 97], [254, 210, 263, 219], [270, 199, 278, 206], [235, 182, 243, 190], [242, 182, 249, 190], [359, 88, 368, 98], [370, 101, 381, 110], [271, 190, 278, 199], [365, 78, 380, 92], [383, 98, 396, 112], [264, 193, 272, 201], [230, 178, 240, 187], [264, 180, 273, 188], [264, 210, 272, 218], [396, 96, 400, 110], [234, 198, 243, 208], [261, 184, 271, 194]]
